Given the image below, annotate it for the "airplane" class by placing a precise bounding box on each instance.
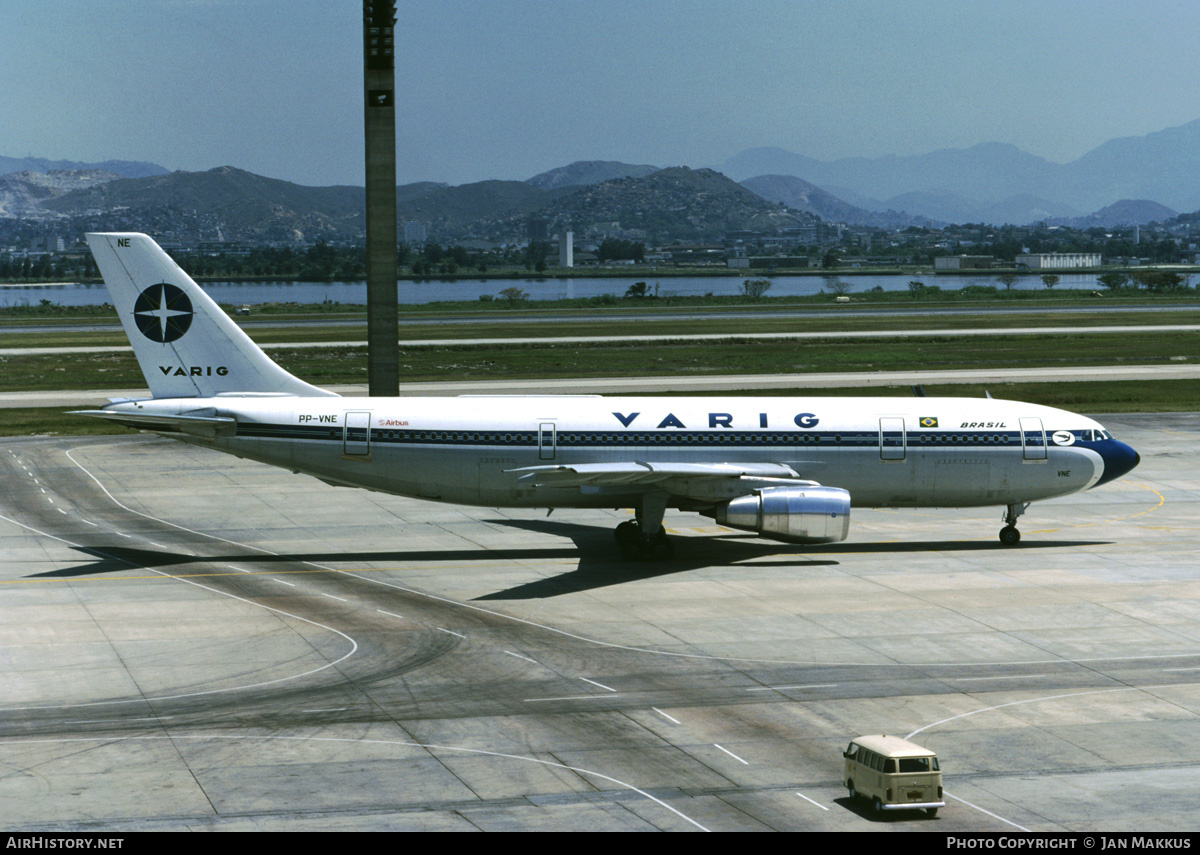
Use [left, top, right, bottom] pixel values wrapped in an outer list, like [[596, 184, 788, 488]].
[[75, 232, 1141, 561]]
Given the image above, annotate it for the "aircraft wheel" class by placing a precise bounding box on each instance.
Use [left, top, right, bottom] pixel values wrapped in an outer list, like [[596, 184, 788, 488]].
[[999, 525, 1021, 546], [649, 534, 674, 561], [620, 536, 651, 562], [614, 520, 640, 546]]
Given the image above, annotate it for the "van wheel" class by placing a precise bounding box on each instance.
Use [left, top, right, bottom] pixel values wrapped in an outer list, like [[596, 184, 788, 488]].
[[926, 807, 938, 817], [847, 782, 857, 800], [873, 797, 883, 813]]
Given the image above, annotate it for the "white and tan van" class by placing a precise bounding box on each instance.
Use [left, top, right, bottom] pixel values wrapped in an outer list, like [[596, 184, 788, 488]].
[[843, 734, 944, 816]]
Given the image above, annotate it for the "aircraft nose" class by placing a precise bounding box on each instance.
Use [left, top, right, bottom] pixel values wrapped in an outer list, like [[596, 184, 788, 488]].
[[1093, 440, 1140, 487]]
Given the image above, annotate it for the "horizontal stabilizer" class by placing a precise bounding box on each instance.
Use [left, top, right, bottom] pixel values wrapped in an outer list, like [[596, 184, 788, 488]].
[[70, 409, 237, 439]]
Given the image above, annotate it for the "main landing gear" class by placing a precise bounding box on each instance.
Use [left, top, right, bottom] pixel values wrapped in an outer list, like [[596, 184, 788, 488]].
[[614, 492, 674, 561], [999, 502, 1028, 546]]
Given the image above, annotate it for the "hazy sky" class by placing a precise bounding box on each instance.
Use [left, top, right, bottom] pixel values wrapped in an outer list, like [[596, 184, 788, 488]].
[[4, 0, 1199, 187]]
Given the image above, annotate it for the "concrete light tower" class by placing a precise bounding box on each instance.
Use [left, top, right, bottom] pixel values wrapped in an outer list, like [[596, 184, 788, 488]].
[[363, 1, 399, 396]]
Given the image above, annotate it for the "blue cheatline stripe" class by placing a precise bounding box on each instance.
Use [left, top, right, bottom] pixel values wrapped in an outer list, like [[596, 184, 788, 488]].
[[229, 423, 1099, 451]]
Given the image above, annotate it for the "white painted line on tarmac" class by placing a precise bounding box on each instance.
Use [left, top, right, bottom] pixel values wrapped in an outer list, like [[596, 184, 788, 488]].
[[714, 744, 749, 765], [56, 508, 67, 515], [652, 707, 681, 724], [321, 593, 347, 602], [377, 609, 404, 620], [0, 494, 362, 711], [945, 792, 1029, 831], [1162, 667, 1200, 672], [505, 650, 537, 663], [795, 792, 828, 811], [579, 677, 616, 692], [525, 695, 622, 702], [116, 532, 131, 538], [273, 579, 295, 587], [954, 674, 1051, 682], [2, 733, 711, 832], [747, 683, 837, 692], [80, 519, 98, 526], [64, 716, 173, 725], [437, 627, 466, 639]]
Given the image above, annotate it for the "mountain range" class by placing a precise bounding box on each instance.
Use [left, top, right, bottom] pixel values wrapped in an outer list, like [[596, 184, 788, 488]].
[[717, 118, 1200, 224], [2, 118, 1198, 236]]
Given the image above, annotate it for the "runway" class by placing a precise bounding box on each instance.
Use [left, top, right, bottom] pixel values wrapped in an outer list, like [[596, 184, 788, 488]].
[[1, 413, 1198, 830], [7, 362, 1200, 410]]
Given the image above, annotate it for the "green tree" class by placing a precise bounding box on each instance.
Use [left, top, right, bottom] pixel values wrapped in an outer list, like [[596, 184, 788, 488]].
[[742, 278, 772, 298], [1041, 274, 1060, 290], [498, 286, 528, 306], [1097, 272, 1129, 290], [1130, 270, 1184, 292], [996, 273, 1020, 290]]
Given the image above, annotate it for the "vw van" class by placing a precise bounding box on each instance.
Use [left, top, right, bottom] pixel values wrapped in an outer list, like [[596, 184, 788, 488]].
[[843, 734, 944, 816]]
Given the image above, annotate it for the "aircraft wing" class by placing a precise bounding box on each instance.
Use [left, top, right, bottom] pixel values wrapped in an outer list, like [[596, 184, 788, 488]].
[[70, 409, 237, 439], [507, 461, 815, 492]]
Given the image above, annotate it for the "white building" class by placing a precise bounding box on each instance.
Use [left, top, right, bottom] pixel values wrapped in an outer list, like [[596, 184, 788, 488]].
[[1015, 252, 1101, 270], [558, 230, 574, 268]]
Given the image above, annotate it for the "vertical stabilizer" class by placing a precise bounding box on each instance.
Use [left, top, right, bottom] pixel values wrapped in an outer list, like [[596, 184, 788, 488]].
[[86, 233, 337, 399]]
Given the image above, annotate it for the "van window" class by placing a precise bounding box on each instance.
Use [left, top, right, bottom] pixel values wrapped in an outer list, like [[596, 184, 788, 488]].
[[846, 742, 859, 759], [871, 753, 883, 772], [884, 759, 898, 773], [898, 757, 932, 773]]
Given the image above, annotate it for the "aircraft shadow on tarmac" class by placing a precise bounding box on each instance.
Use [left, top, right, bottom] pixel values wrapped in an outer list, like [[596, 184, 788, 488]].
[[472, 518, 1109, 600], [33, 527, 1108, 602]]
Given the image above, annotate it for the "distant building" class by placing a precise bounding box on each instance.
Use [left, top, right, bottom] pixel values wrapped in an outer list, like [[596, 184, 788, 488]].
[[935, 255, 994, 271], [1015, 252, 1101, 270], [403, 222, 427, 246], [527, 217, 550, 242]]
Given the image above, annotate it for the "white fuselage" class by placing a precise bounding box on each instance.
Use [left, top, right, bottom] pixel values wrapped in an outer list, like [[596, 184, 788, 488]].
[[110, 394, 1120, 511]]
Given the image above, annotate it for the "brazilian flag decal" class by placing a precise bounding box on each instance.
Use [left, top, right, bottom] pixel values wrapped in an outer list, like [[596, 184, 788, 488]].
[[919, 416, 939, 428]]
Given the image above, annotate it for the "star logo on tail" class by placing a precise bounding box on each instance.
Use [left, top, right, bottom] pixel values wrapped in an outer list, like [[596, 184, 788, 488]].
[[132, 283, 193, 343]]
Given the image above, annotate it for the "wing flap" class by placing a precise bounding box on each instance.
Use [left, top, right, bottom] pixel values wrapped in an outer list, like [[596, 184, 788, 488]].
[[507, 461, 806, 488]]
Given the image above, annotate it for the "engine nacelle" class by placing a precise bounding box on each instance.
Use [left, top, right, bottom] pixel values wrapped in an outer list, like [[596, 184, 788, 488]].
[[708, 485, 851, 544]]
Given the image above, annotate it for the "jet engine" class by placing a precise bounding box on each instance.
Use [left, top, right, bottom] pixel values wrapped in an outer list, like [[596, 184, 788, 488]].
[[706, 485, 851, 544]]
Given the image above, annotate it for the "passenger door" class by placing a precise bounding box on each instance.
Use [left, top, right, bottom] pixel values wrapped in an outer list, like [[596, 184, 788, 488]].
[[344, 411, 371, 456], [1020, 417, 1047, 460], [879, 417, 906, 461]]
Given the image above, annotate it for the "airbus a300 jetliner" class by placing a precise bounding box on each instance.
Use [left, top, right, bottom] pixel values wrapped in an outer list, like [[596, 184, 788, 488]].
[[77, 233, 1140, 560]]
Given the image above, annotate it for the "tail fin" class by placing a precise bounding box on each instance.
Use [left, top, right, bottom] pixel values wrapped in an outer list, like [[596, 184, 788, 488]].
[[86, 233, 337, 399]]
